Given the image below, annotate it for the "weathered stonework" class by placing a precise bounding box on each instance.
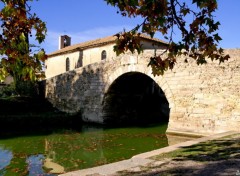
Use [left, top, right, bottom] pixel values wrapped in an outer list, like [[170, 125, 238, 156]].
[[45, 49, 240, 135]]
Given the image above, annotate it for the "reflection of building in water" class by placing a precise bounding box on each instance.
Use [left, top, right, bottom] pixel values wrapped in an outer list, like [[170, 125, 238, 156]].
[[43, 126, 107, 171], [44, 139, 65, 174], [81, 125, 107, 165]]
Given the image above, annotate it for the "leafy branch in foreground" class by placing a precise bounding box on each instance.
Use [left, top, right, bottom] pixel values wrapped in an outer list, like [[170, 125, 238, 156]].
[[105, 0, 230, 76], [0, 0, 47, 84]]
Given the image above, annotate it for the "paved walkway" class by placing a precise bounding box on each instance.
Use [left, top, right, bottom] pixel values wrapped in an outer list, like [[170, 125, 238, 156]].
[[60, 131, 239, 176]]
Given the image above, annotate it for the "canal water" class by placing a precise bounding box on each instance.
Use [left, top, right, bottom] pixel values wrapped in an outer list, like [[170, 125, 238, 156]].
[[0, 123, 194, 175]]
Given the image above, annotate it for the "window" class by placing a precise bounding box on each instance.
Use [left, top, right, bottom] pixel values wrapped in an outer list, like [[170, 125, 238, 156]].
[[77, 51, 83, 68], [66, 57, 70, 71], [101, 50, 107, 60]]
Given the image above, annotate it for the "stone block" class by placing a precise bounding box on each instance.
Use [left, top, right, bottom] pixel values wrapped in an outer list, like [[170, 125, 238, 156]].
[[120, 55, 138, 65]]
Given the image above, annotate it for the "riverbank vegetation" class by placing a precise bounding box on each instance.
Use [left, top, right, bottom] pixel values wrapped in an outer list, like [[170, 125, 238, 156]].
[[0, 85, 82, 137]]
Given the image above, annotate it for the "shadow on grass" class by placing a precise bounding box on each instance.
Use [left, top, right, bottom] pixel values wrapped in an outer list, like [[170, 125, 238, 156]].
[[117, 136, 240, 176]]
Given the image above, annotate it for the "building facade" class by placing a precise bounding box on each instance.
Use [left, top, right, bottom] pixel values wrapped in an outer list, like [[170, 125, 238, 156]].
[[45, 34, 168, 78]]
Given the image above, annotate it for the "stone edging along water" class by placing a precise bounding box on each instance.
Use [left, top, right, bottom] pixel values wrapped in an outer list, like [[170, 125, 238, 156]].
[[60, 131, 238, 176]]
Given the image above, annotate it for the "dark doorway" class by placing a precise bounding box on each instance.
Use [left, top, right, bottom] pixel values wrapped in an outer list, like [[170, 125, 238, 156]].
[[102, 72, 170, 126]]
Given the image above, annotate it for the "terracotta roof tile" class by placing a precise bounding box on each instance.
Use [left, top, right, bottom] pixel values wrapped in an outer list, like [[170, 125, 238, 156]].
[[47, 34, 168, 57]]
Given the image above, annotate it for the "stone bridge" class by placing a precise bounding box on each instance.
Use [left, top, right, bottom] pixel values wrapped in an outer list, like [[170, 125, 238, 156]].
[[45, 49, 240, 135]]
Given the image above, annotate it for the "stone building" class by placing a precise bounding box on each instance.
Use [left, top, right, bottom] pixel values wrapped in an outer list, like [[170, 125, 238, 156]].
[[45, 34, 168, 78]]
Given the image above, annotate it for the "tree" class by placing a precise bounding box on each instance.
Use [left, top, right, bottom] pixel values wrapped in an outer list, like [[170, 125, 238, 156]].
[[0, 0, 47, 95], [105, 0, 230, 75]]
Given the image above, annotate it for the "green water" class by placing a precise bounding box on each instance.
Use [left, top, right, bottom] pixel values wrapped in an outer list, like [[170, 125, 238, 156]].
[[0, 123, 173, 175]]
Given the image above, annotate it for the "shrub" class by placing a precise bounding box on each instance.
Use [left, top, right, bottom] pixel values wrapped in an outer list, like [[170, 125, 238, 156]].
[[15, 80, 39, 97], [0, 83, 17, 97]]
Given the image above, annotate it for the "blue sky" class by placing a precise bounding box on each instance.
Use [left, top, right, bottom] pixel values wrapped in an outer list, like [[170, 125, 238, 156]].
[[29, 0, 240, 54]]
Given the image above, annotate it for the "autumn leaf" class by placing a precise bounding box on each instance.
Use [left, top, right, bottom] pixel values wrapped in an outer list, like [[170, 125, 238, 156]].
[[105, 0, 229, 75], [0, 0, 47, 85]]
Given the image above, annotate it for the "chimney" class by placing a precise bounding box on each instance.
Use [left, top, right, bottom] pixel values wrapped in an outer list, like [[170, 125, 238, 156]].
[[59, 35, 71, 49]]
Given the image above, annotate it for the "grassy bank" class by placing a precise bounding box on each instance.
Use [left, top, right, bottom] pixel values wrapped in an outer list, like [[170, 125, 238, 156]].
[[0, 97, 82, 136], [116, 133, 240, 176]]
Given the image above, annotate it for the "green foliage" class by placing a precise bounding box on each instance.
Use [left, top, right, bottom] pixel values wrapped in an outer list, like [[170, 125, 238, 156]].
[[105, 0, 230, 76], [0, 0, 47, 83], [0, 81, 40, 97], [114, 32, 143, 55], [0, 83, 16, 97], [14, 80, 39, 97]]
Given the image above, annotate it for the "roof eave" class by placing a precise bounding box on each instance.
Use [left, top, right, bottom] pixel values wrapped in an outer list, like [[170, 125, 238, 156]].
[[47, 35, 168, 58], [47, 40, 116, 58]]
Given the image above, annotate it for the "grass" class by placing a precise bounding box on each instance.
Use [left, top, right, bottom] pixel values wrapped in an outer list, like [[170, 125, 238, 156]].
[[151, 134, 240, 162], [115, 134, 240, 176]]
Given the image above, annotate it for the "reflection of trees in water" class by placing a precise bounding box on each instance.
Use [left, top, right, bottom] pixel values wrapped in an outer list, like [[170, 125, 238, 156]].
[[0, 124, 178, 174], [0, 138, 51, 175], [0, 145, 56, 175], [2, 153, 28, 175]]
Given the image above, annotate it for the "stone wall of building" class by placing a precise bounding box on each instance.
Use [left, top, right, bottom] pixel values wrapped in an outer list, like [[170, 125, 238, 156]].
[[45, 40, 167, 79], [165, 49, 240, 135], [45, 52, 81, 78], [45, 49, 240, 135]]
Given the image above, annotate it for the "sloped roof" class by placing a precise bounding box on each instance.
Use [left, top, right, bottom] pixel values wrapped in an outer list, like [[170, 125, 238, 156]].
[[47, 34, 168, 58]]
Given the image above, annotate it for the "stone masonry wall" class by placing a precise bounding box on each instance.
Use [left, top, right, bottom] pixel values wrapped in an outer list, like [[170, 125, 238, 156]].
[[165, 49, 240, 135], [45, 49, 240, 135]]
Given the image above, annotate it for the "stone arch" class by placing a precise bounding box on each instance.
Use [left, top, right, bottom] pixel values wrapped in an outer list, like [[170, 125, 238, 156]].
[[102, 61, 176, 125], [102, 71, 170, 125], [104, 63, 175, 112]]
